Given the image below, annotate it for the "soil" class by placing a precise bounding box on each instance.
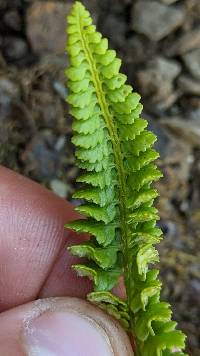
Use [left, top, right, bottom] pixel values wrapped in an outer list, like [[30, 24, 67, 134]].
[[0, 1, 199, 354]]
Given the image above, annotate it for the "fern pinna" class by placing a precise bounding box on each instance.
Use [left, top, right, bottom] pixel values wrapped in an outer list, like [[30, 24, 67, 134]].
[[65, 2, 187, 355]]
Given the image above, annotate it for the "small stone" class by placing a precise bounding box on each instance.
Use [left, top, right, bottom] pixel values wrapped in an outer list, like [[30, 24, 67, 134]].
[[160, 0, 179, 4], [125, 36, 157, 65], [55, 136, 66, 151], [3, 10, 21, 31], [182, 48, 200, 80], [178, 75, 200, 96], [191, 279, 200, 294], [149, 118, 192, 212], [161, 117, 200, 147], [0, 76, 20, 99], [189, 107, 200, 121], [148, 118, 189, 164], [26, 1, 71, 54], [148, 118, 175, 161], [0, 76, 20, 118], [39, 53, 67, 70], [50, 179, 69, 198], [180, 96, 200, 121], [137, 56, 181, 108], [52, 80, 68, 100], [3, 37, 28, 61], [132, 1, 185, 41], [159, 219, 177, 240], [166, 28, 200, 56], [22, 131, 60, 181]]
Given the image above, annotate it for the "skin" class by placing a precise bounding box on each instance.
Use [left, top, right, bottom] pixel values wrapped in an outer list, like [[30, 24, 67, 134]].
[[0, 166, 133, 355]]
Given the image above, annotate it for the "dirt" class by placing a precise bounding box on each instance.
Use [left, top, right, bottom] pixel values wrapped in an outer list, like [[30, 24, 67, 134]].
[[0, 1, 199, 354]]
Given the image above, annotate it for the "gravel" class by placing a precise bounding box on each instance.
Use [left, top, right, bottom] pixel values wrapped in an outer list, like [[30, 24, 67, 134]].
[[0, 1, 199, 353], [132, 0, 185, 41]]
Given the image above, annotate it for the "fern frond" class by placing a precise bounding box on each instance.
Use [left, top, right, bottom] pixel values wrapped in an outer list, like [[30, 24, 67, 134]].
[[65, 2, 187, 355]]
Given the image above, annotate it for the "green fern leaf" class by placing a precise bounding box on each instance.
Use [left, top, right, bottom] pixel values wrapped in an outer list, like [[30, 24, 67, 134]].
[[65, 2, 187, 355], [68, 243, 119, 269], [73, 264, 121, 291]]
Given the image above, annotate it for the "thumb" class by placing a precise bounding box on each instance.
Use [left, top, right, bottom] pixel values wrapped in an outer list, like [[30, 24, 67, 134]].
[[0, 297, 133, 356]]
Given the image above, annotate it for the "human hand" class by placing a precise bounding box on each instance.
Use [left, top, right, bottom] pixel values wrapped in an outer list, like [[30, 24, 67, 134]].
[[0, 166, 133, 355]]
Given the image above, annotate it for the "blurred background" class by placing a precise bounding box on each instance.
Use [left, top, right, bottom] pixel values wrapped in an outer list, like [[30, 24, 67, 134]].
[[0, 0, 199, 354]]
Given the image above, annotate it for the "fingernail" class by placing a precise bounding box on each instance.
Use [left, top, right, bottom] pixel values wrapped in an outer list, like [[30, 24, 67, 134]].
[[22, 310, 114, 356]]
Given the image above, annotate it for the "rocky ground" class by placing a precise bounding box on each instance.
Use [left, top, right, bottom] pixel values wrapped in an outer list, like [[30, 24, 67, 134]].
[[0, 0, 199, 354]]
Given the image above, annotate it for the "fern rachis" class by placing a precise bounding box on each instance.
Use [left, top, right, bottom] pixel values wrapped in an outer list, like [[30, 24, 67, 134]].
[[65, 2, 187, 355]]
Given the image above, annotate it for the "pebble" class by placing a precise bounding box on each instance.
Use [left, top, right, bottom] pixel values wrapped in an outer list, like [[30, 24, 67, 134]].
[[189, 107, 200, 121], [26, 1, 71, 54], [166, 28, 200, 56], [161, 117, 200, 147], [52, 80, 68, 100], [3, 9, 21, 31], [0, 76, 20, 99], [137, 56, 181, 107], [160, 0, 179, 4], [159, 219, 177, 240], [182, 48, 200, 80], [3, 37, 28, 61], [0, 1, 198, 353], [148, 117, 190, 164], [191, 278, 200, 294], [132, 0, 185, 41], [22, 131, 60, 180], [148, 118, 175, 161], [178, 75, 200, 96], [125, 36, 157, 65], [50, 179, 69, 198], [0, 77, 20, 118]]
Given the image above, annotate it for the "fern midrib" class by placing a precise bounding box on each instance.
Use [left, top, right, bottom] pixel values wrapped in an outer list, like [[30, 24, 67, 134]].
[[77, 15, 132, 308]]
